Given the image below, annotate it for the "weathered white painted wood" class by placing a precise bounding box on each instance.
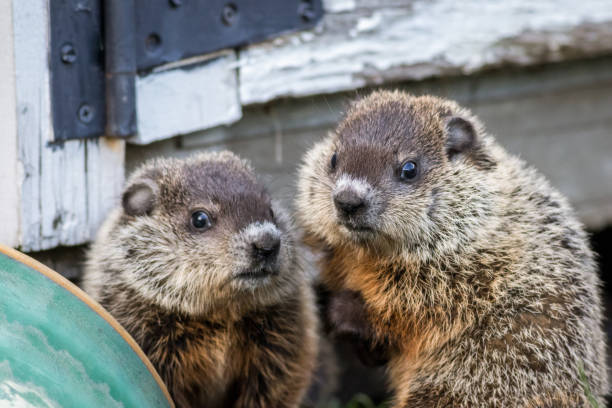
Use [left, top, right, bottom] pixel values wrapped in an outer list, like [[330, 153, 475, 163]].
[[12, 0, 125, 252], [85, 138, 125, 240], [130, 53, 241, 145], [13, 0, 49, 251], [0, 0, 20, 248], [239, 0, 612, 104], [324, 0, 356, 13]]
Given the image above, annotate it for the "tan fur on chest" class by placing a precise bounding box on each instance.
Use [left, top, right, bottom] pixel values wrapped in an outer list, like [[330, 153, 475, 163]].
[[322, 247, 466, 355], [177, 324, 233, 396]]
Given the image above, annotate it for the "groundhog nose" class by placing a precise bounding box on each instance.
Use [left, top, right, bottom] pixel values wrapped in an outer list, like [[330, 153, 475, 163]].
[[252, 234, 281, 260], [334, 190, 366, 216]]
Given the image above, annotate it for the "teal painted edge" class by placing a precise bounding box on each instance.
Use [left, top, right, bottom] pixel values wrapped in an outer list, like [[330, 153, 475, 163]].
[[0, 252, 172, 408]]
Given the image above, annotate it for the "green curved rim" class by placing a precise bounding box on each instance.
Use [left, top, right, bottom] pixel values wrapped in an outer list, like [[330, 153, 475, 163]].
[[0, 244, 174, 407]]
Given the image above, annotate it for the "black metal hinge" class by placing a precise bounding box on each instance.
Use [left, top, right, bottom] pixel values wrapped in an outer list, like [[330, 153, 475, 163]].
[[50, 0, 323, 141], [50, 0, 106, 141]]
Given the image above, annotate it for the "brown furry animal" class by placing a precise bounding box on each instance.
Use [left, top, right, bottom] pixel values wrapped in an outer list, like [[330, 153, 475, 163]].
[[296, 90, 608, 407], [84, 152, 317, 408]]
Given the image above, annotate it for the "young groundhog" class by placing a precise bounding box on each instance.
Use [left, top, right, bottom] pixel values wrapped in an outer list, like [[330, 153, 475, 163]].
[[297, 90, 608, 407], [83, 152, 317, 408]]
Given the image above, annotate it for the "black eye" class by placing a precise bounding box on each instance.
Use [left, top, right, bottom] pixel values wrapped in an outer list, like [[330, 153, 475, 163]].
[[191, 211, 212, 230], [330, 152, 337, 170], [400, 161, 418, 180]]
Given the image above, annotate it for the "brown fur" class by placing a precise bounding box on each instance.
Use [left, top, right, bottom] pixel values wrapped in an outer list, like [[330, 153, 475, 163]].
[[84, 152, 317, 407], [297, 91, 607, 407]]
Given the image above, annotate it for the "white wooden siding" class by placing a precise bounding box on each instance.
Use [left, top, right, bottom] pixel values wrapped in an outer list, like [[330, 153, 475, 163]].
[[130, 52, 241, 145], [0, 0, 20, 248], [11, 0, 125, 252], [239, 0, 612, 104]]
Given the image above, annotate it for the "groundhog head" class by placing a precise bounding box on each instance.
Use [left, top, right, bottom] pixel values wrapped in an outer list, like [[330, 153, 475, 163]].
[[297, 91, 498, 258], [109, 151, 299, 316]]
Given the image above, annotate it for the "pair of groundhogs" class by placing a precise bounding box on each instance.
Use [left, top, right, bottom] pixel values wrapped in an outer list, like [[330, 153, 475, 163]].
[[83, 91, 608, 407]]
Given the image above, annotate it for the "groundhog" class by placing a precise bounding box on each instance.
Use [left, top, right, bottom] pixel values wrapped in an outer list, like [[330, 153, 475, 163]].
[[83, 152, 317, 408], [296, 90, 608, 407]]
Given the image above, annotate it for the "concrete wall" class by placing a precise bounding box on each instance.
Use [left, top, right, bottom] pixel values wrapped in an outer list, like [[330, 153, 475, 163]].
[[127, 56, 612, 231]]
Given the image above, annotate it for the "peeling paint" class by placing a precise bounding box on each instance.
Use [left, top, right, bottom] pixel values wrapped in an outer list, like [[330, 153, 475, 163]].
[[240, 0, 612, 104], [0, 0, 20, 248], [132, 54, 241, 145], [355, 12, 382, 33], [324, 0, 356, 13], [12, 0, 126, 251]]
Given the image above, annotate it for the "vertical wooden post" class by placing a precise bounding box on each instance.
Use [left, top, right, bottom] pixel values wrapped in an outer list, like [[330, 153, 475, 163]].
[[7, 0, 125, 251], [0, 0, 20, 248]]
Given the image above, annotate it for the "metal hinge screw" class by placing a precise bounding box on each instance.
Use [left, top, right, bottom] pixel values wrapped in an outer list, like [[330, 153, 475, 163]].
[[221, 3, 238, 26], [60, 43, 77, 64], [78, 104, 95, 124], [299, 0, 316, 22]]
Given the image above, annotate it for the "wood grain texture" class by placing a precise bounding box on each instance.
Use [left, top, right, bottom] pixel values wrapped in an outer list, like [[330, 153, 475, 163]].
[[131, 52, 242, 145], [0, 0, 20, 248], [12, 0, 125, 252], [239, 0, 612, 104]]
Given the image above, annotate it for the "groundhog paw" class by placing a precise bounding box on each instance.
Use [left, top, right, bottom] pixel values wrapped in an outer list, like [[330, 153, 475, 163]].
[[327, 290, 371, 338], [327, 290, 390, 366]]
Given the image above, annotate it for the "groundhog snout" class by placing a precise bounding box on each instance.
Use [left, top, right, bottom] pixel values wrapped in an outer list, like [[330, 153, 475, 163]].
[[250, 233, 281, 262], [237, 221, 284, 270], [332, 175, 377, 230], [231, 222, 285, 282], [334, 189, 367, 217]]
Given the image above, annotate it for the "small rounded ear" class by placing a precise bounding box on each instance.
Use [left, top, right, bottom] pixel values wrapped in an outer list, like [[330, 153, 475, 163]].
[[122, 180, 157, 216], [445, 116, 477, 159]]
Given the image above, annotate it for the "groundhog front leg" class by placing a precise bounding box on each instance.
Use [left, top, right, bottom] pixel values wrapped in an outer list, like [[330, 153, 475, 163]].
[[327, 290, 390, 366], [231, 304, 316, 407], [231, 341, 314, 408]]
